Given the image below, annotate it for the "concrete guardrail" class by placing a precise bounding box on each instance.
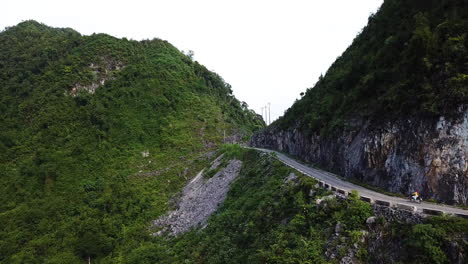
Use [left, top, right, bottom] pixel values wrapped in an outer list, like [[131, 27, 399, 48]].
[[396, 203, 417, 212], [455, 213, 468, 219], [360, 196, 372, 203], [375, 200, 392, 207], [256, 148, 468, 219], [422, 208, 443, 216], [337, 189, 347, 196], [263, 148, 468, 218]]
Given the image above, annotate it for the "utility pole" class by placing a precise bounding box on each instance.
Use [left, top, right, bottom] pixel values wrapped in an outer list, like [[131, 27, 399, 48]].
[[260, 107, 265, 123], [267, 102, 271, 125]]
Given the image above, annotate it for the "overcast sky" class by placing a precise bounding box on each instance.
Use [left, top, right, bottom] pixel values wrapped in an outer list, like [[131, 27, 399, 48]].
[[2, 0, 383, 123]]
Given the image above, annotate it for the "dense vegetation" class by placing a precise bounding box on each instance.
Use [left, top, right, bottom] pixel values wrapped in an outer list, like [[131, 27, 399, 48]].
[[390, 215, 468, 264], [127, 150, 373, 263], [0, 21, 263, 263], [277, 0, 467, 134], [2, 2, 467, 261], [127, 150, 468, 264]]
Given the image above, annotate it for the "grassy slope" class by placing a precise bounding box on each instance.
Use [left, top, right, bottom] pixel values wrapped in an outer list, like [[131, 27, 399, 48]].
[[276, 0, 467, 134], [0, 21, 263, 263]]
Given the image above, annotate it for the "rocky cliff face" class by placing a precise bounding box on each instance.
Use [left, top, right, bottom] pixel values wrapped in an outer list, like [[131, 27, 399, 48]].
[[251, 107, 468, 205]]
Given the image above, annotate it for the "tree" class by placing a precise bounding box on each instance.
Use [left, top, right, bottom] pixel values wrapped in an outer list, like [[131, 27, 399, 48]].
[[186, 50, 194, 60]]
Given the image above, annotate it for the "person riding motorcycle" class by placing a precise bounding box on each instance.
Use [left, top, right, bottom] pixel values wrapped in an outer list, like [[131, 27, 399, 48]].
[[411, 190, 420, 202]]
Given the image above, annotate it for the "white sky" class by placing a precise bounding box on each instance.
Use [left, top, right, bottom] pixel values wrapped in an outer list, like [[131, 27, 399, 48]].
[[1, 0, 383, 123]]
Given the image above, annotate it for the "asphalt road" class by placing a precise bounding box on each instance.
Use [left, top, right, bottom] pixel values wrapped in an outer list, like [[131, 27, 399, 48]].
[[254, 147, 468, 217]]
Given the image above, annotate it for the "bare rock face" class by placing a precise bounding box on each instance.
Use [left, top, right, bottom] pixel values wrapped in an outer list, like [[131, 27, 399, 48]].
[[152, 158, 242, 236], [251, 107, 468, 205], [68, 57, 124, 96], [371, 205, 425, 224]]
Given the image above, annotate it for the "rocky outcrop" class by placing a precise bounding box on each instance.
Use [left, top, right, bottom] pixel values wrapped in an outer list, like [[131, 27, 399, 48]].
[[371, 205, 425, 224], [365, 214, 468, 264], [68, 57, 124, 96], [251, 107, 468, 205]]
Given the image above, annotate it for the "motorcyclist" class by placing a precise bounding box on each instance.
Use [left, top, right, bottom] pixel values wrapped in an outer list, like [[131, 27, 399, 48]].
[[411, 190, 420, 202]]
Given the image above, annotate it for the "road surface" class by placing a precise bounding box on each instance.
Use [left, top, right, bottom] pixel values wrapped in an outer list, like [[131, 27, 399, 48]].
[[254, 147, 468, 217]]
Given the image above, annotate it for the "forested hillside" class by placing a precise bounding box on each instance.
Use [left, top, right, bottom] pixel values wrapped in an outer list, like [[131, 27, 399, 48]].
[[278, 0, 467, 133], [0, 21, 263, 263]]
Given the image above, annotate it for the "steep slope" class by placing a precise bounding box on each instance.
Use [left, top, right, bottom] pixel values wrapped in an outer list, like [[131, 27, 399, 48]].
[[127, 149, 468, 264], [252, 0, 468, 204], [0, 21, 263, 262]]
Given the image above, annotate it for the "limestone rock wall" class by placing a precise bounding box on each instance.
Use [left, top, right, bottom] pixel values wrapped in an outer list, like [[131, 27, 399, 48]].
[[251, 108, 468, 205]]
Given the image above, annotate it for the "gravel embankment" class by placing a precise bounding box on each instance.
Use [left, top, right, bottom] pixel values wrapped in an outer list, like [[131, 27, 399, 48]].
[[153, 156, 242, 236]]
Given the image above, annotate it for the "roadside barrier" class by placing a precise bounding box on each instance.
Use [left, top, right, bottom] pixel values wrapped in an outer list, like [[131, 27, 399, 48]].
[[337, 189, 347, 196], [455, 214, 468, 219], [254, 148, 468, 219], [396, 203, 417, 212], [422, 209, 443, 216], [375, 200, 391, 207], [360, 196, 372, 203]]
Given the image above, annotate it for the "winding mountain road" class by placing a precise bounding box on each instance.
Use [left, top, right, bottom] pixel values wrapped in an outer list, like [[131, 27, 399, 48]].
[[253, 147, 468, 217]]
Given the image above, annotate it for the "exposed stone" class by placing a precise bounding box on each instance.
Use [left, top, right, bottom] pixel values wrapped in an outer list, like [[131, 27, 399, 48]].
[[152, 159, 242, 236], [365, 210, 466, 264], [335, 222, 342, 234], [448, 241, 467, 264], [309, 189, 316, 197], [315, 194, 336, 205], [366, 216, 377, 225], [284, 172, 299, 185], [325, 232, 360, 264], [372, 204, 425, 224], [68, 57, 124, 96], [251, 107, 468, 205], [141, 150, 149, 158]]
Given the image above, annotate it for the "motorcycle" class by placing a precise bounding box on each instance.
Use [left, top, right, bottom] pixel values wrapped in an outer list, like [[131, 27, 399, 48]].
[[409, 195, 422, 204]]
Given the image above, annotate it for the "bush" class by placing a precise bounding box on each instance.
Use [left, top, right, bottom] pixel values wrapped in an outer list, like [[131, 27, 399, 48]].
[[220, 144, 245, 159]]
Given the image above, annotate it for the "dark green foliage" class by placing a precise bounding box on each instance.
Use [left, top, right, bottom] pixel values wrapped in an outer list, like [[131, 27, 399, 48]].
[[203, 167, 218, 178], [395, 215, 468, 264], [219, 143, 246, 159], [123, 150, 467, 264], [127, 150, 373, 263], [203, 144, 245, 178], [276, 0, 468, 134], [0, 21, 263, 262], [368, 213, 468, 264]]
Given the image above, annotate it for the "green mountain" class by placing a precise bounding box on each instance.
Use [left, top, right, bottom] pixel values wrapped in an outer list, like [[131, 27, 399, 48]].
[[251, 0, 468, 204], [2, 1, 468, 262], [277, 0, 467, 132], [0, 20, 263, 262]]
